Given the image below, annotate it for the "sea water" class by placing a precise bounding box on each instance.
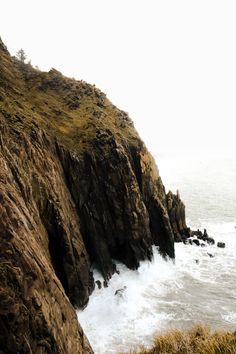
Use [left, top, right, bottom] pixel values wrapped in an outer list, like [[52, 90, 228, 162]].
[[77, 151, 236, 354]]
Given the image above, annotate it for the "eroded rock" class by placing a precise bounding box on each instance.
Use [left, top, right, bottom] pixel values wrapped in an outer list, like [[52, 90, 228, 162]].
[[217, 242, 226, 248], [0, 37, 190, 353]]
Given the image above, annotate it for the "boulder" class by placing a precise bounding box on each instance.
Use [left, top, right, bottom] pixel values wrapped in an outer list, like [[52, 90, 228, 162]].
[[192, 239, 200, 246], [192, 229, 203, 238], [96, 280, 102, 289], [206, 237, 215, 245], [217, 242, 226, 248]]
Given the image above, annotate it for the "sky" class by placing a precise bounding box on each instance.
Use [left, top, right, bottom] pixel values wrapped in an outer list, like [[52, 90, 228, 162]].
[[1, 0, 236, 154]]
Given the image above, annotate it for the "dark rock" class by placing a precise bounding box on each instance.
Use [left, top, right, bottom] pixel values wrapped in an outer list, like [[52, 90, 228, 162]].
[[166, 190, 190, 242], [192, 239, 200, 246], [207, 253, 214, 258], [114, 286, 127, 297], [96, 280, 102, 289], [195, 259, 199, 264], [201, 243, 206, 247], [206, 237, 215, 245], [217, 242, 226, 248], [103, 280, 108, 288], [0, 37, 192, 353], [192, 229, 203, 238]]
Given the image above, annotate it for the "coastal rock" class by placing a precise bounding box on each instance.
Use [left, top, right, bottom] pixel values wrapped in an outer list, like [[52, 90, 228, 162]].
[[191, 229, 215, 246], [96, 280, 102, 289], [166, 190, 190, 242], [0, 38, 187, 353], [192, 229, 203, 238], [217, 242, 226, 248], [192, 239, 200, 246], [114, 286, 127, 297], [206, 237, 215, 245], [0, 119, 93, 353]]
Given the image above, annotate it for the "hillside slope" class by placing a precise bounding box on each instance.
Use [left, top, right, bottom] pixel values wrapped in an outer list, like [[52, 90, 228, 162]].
[[0, 38, 188, 354]]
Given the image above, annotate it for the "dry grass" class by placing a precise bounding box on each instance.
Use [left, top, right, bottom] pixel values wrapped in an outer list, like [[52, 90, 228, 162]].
[[125, 325, 236, 354], [0, 49, 140, 155]]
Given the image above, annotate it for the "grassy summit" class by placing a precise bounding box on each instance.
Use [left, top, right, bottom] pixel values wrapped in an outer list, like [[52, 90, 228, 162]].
[[0, 44, 140, 155]]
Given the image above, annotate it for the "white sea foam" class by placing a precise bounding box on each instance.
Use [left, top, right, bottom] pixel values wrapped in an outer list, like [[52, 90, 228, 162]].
[[77, 153, 236, 353], [77, 224, 236, 353]]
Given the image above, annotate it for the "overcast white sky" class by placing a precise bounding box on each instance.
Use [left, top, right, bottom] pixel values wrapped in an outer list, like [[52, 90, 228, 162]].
[[1, 1, 236, 154]]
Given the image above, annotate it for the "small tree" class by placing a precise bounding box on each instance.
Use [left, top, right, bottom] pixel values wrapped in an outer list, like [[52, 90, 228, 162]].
[[16, 49, 27, 63]]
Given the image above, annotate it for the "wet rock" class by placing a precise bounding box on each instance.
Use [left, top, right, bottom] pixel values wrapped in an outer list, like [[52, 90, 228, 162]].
[[166, 190, 190, 242], [206, 237, 215, 245], [0, 37, 191, 353], [192, 239, 200, 246], [217, 242, 226, 248], [114, 286, 127, 297], [103, 280, 108, 288], [96, 280, 102, 289], [192, 229, 203, 238]]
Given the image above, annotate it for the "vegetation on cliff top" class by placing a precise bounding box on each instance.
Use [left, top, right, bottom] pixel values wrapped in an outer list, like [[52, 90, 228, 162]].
[[125, 325, 236, 354], [0, 40, 140, 155]]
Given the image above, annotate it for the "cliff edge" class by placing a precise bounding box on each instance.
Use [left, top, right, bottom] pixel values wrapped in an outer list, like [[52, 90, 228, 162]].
[[0, 39, 188, 353]]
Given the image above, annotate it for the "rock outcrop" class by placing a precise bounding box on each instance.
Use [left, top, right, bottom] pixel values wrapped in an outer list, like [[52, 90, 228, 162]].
[[0, 38, 188, 353], [166, 190, 190, 242]]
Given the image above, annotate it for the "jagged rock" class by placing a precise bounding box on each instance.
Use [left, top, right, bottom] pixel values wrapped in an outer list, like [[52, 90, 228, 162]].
[[95, 280, 102, 289], [166, 190, 190, 242], [103, 280, 108, 288], [217, 242, 226, 248], [114, 286, 127, 297], [192, 239, 200, 246], [192, 229, 203, 238], [0, 38, 188, 353], [193, 229, 215, 245], [206, 237, 215, 245]]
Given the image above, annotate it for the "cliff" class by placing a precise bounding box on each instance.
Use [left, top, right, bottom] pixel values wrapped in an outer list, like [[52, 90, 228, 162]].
[[0, 38, 188, 353]]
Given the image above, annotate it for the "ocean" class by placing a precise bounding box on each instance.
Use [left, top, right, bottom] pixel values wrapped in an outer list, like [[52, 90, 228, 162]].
[[77, 151, 236, 354]]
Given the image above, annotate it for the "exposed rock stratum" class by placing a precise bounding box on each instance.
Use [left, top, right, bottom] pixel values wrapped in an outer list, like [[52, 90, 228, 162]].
[[0, 38, 189, 353]]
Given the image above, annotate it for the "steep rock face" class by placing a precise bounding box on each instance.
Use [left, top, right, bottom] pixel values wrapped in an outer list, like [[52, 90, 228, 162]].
[[0, 38, 187, 353], [0, 116, 93, 353], [166, 190, 190, 242]]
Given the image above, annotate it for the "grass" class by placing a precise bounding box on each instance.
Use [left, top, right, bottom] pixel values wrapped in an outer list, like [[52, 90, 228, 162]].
[[0, 47, 141, 156], [125, 325, 236, 354]]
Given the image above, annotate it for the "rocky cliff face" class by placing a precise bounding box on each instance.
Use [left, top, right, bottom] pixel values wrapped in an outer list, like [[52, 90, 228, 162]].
[[166, 190, 190, 242], [0, 38, 188, 353]]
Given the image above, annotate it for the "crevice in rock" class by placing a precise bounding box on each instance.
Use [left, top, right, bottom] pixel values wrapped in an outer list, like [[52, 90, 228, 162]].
[[40, 201, 69, 296], [129, 146, 143, 193], [48, 226, 69, 296]]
